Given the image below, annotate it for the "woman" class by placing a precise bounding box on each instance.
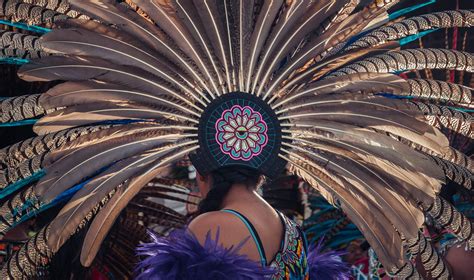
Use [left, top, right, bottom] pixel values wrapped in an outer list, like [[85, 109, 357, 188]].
[[0, 1, 472, 279], [136, 166, 349, 279]]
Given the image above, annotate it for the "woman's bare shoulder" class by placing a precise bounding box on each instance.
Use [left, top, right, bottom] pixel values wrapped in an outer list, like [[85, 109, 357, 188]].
[[188, 211, 248, 247]]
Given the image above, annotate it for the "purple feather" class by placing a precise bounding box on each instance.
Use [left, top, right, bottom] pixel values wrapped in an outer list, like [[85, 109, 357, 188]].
[[307, 240, 351, 280], [135, 228, 274, 280]]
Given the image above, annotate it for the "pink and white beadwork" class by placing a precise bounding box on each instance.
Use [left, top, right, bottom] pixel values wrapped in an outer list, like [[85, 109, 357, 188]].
[[215, 105, 268, 161]]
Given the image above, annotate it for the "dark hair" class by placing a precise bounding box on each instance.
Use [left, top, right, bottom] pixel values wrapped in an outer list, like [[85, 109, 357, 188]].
[[198, 167, 261, 214]]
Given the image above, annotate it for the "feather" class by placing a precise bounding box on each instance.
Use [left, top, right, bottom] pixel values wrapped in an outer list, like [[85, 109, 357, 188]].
[[39, 81, 201, 117], [0, 154, 44, 190], [0, 0, 68, 25], [46, 152, 166, 253], [262, 1, 394, 99], [283, 153, 408, 273], [428, 155, 472, 190], [424, 196, 474, 250], [34, 130, 195, 202], [191, 0, 235, 92], [1, 94, 47, 123], [133, 0, 221, 96], [406, 102, 473, 143], [244, 0, 284, 92], [0, 18, 51, 33], [404, 78, 473, 105], [406, 232, 452, 279], [41, 28, 207, 105], [285, 141, 425, 240], [386, 131, 474, 174], [279, 101, 430, 135], [285, 119, 449, 165], [272, 72, 408, 108], [32, 102, 196, 134], [307, 240, 351, 280], [19, 0, 86, 18], [347, 10, 474, 50], [253, 0, 344, 96], [135, 229, 273, 280], [55, 17, 201, 93], [0, 125, 110, 169], [80, 144, 198, 266], [19, 56, 203, 112], [0, 185, 39, 236], [68, 0, 214, 97], [1, 47, 46, 60], [329, 49, 474, 77], [0, 29, 42, 50], [40, 124, 176, 166], [314, 0, 360, 37], [284, 122, 444, 199], [278, 42, 399, 94], [0, 226, 52, 279]]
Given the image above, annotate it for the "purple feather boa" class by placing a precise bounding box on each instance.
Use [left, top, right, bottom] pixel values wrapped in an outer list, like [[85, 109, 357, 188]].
[[136, 229, 350, 280], [135, 229, 274, 279], [306, 240, 351, 280]]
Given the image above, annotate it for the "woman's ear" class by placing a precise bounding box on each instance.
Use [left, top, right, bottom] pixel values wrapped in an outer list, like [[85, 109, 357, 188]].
[[196, 172, 212, 197]]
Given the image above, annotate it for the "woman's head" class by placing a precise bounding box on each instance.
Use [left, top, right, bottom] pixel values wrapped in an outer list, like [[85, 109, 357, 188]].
[[196, 167, 262, 214]]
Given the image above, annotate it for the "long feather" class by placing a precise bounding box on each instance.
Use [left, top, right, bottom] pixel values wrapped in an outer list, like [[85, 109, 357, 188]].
[[263, 2, 393, 100], [272, 73, 407, 108], [1, 94, 47, 123], [41, 28, 207, 106], [329, 49, 474, 77], [39, 81, 200, 117], [287, 141, 425, 239], [191, 0, 235, 92], [32, 102, 196, 134], [35, 131, 196, 202], [276, 42, 399, 96], [0, 125, 110, 169], [0, 0, 69, 25], [282, 152, 408, 273], [347, 10, 474, 50], [244, 0, 284, 92], [253, 0, 344, 96], [169, 0, 228, 93], [0, 29, 42, 51], [403, 78, 473, 105], [133, 0, 221, 96], [19, 0, 86, 18], [19, 56, 203, 112], [80, 145, 198, 266], [55, 18, 203, 95], [284, 122, 444, 198], [46, 149, 171, 252], [68, 0, 214, 97]]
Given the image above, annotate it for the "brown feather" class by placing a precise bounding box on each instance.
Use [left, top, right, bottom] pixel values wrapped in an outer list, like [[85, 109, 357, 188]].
[[19, 56, 203, 111], [80, 145, 198, 266], [284, 153, 407, 272], [35, 130, 194, 202], [33, 102, 195, 134], [39, 81, 200, 117]]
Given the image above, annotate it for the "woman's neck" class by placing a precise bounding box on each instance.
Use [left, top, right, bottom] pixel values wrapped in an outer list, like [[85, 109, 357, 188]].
[[220, 183, 262, 209]]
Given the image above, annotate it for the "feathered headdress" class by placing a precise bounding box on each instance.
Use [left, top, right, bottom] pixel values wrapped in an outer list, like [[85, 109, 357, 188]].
[[0, 0, 472, 278]]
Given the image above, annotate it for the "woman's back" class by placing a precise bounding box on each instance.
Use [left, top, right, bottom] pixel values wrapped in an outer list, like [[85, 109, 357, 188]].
[[136, 168, 348, 279], [188, 186, 285, 265], [189, 183, 310, 279]]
